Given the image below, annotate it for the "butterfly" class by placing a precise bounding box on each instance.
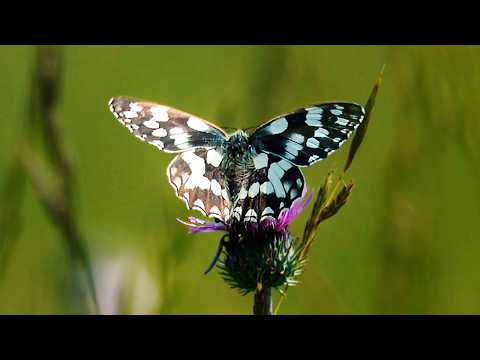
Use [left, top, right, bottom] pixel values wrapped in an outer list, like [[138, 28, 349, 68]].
[[109, 97, 365, 224]]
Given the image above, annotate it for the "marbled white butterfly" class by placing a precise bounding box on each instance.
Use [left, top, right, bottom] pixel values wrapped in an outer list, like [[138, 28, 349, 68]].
[[109, 97, 365, 224]]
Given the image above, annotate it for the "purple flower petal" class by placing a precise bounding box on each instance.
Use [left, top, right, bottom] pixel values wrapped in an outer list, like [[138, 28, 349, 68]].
[[176, 217, 227, 234], [273, 187, 313, 231]]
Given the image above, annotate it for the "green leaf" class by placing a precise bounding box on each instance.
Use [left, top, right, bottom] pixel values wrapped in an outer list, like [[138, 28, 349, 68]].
[[344, 65, 384, 173]]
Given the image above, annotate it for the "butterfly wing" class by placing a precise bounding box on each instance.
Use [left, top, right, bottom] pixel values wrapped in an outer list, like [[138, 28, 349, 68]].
[[109, 97, 227, 153], [168, 147, 231, 221], [231, 152, 305, 223], [249, 103, 365, 166]]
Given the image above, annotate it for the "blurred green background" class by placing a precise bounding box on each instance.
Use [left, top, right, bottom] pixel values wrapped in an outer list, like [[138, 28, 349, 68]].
[[0, 45, 479, 314]]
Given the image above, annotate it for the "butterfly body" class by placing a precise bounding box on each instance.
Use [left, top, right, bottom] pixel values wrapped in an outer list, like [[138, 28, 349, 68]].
[[109, 97, 365, 225]]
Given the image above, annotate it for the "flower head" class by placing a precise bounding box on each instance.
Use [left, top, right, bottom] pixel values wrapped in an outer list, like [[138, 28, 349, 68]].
[[177, 186, 313, 294]]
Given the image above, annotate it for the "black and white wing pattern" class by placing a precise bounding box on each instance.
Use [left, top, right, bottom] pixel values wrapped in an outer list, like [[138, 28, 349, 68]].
[[250, 103, 365, 166], [231, 152, 305, 223], [167, 148, 231, 221], [109, 97, 227, 153]]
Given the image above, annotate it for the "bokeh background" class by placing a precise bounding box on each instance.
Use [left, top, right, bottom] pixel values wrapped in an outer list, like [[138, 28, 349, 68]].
[[0, 45, 479, 314]]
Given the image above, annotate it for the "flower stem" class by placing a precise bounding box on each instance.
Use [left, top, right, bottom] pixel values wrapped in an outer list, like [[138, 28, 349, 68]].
[[253, 286, 272, 315]]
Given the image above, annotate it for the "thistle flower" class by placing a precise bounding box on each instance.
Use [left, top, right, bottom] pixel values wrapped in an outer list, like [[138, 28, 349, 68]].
[[178, 188, 313, 296]]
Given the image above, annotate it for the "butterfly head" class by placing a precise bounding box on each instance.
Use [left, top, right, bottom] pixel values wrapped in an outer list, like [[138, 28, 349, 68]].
[[223, 130, 251, 159]]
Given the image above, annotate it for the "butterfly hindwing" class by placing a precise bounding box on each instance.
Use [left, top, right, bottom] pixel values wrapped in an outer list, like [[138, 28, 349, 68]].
[[167, 148, 231, 220], [109, 97, 227, 153], [230, 152, 305, 223], [250, 102, 365, 166]]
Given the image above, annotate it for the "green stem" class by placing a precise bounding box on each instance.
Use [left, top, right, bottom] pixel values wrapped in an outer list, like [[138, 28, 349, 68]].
[[253, 286, 272, 315]]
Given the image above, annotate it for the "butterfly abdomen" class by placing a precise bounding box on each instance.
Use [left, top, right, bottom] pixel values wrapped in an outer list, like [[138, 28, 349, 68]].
[[221, 131, 255, 208]]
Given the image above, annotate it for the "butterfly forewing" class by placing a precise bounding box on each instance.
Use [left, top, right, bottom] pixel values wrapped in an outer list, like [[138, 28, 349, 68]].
[[109, 97, 227, 153], [231, 152, 305, 223], [168, 148, 230, 220], [250, 103, 365, 166]]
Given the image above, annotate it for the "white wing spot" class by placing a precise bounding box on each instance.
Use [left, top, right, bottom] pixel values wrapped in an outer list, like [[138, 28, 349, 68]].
[[173, 177, 181, 189], [283, 180, 292, 192], [248, 182, 260, 198], [282, 152, 297, 162], [123, 111, 138, 119], [233, 207, 242, 220], [306, 137, 320, 148], [221, 188, 229, 201], [223, 207, 230, 220], [290, 188, 299, 200], [266, 117, 288, 134], [314, 128, 329, 138], [175, 142, 191, 150], [269, 163, 285, 179], [169, 127, 184, 135], [150, 107, 169, 122], [209, 206, 221, 216], [253, 153, 269, 169], [210, 179, 222, 196], [244, 209, 257, 222], [238, 186, 248, 200], [206, 149, 223, 167], [268, 163, 286, 198], [261, 207, 274, 216], [181, 152, 208, 190], [331, 109, 343, 116], [152, 128, 167, 137], [305, 112, 322, 126], [152, 140, 164, 149], [305, 107, 323, 114], [197, 176, 210, 190], [260, 181, 274, 195], [285, 142, 303, 157], [305, 118, 321, 127], [278, 159, 292, 171], [171, 133, 191, 147], [187, 116, 210, 132], [193, 199, 205, 212], [290, 133, 305, 143], [143, 120, 159, 129], [130, 103, 143, 112]]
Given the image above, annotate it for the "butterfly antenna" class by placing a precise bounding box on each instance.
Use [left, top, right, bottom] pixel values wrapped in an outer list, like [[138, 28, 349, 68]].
[[204, 235, 227, 275]]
